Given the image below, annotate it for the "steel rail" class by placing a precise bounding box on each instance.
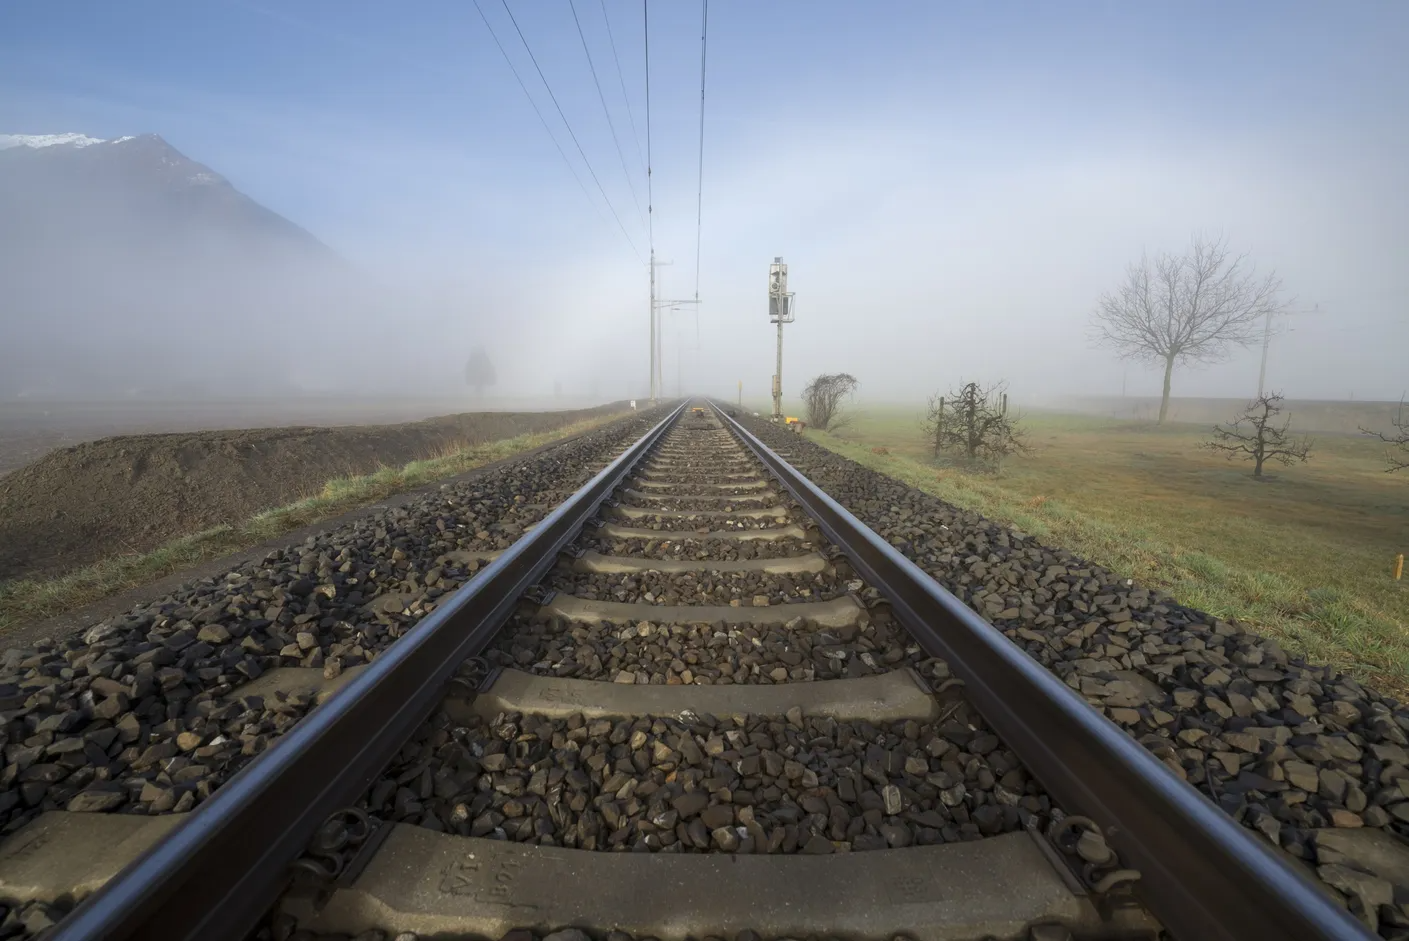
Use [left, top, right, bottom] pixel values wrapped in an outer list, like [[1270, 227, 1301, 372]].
[[713, 403, 1368, 941], [51, 402, 687, 941]]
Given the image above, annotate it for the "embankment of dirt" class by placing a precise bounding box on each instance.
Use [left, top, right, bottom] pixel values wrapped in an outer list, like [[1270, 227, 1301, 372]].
[[0, 404, 624, 580]]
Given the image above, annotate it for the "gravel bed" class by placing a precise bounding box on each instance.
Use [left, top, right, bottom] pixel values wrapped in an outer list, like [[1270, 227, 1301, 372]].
[[489, 612, 934, 685], [362, 706, 1046, 853], [618, 494, 774, 512], [738, 414, 1409, 935], [0, 409, 671, 841], [583, 534, 816, 562], [611, 513, 790, 532], [545, 570, 846, 607], [622, 479, 772, 497]]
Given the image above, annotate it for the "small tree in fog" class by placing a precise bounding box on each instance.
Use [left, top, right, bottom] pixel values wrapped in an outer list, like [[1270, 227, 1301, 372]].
[[1361, 397, 1409, 473], [922, 380, 1029, 466], [801, 373, 858, 431], [1091, 234, 1286, 424], [465, 348, 496, 398], [1203, 393, 1311, 479]]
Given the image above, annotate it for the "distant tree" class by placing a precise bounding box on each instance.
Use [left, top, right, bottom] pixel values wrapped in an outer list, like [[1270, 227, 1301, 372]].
[[1091, 234, 1287, 424], [922, 380, 1029, 466], [1360, 397, 1409, 473], [1203, 393, 1312, 478], [801, 373, 858, 431], [465, 348, 496, 397]]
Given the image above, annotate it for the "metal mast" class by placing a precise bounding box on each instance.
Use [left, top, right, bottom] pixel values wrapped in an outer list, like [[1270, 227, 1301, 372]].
[[649, 251, 658, 402], [768, 256, 794, 421], [1256, 306, 1273, 399], [651, 256, 697, 401]]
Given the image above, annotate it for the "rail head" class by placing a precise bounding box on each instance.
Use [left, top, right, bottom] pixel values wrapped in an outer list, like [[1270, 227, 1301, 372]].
[[50, 403, 688, 941], [712, 403, 1369, 941]]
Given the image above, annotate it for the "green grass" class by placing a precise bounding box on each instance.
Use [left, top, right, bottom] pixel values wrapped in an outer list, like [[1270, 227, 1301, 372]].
[[0, 413, 623, 638], [802, 404, 1409, 695]]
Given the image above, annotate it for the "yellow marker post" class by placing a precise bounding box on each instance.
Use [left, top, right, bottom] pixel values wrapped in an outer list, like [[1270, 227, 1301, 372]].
[[1396, 553, 1404, 581]]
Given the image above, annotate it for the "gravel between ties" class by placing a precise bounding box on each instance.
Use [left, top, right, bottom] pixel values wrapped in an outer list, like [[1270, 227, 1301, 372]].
[[362, 705, 1045, 855], [583, 534, 816, 562], [488, 611, 933, 686], [545, 570, 847, 606]]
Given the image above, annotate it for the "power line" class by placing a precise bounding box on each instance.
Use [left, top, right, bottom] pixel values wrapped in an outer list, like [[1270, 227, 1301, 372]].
[[692, 0, 708, 345], [500, 0, 642, 262], [599, 0, 647, 182], [568, 0, 646, 231], [643, 0, 653, 255], [471, 0, 613, 241]]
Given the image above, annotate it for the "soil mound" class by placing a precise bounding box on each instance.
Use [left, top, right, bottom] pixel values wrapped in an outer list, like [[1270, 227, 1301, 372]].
[[0, 404, 622, 580]]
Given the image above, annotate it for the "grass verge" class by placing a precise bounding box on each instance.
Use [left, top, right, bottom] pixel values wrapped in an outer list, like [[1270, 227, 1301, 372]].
[[0, 413, 623, 637], [805, 427, 1409, 698]]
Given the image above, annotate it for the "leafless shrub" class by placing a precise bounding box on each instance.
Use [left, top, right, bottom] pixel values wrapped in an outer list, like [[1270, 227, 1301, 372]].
[[1203, 393, 1312, 478], [1360, 397, 1408, 473], [922, 380, 1029, 467], [801, 373, 858, 431]]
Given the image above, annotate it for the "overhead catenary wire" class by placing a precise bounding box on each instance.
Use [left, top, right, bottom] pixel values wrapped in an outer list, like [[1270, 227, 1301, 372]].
[[692, 0, 708, 346], [599, 0, 648, 184], [500, 0, 642, 262], [471, 0, 616, 245], [643, 0, 654, 256], [568, 0, 646, 231]]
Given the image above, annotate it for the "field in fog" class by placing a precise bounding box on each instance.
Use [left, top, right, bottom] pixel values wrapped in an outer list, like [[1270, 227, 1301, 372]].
[[794, 400, 1408, 691]]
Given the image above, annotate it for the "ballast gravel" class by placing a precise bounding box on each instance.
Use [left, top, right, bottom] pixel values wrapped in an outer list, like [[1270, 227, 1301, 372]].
[[583, 534, 816, 562], [545, 570, 846, 607], [609, 512, 787, 532], [366, 706, 1045, 854], [489, 611, 933, 686]]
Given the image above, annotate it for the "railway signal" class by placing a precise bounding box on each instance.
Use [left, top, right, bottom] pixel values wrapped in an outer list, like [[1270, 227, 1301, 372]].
[[768, 256, 795, 421]]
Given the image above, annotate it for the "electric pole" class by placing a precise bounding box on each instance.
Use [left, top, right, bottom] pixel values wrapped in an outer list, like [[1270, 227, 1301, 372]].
[[1257, 302, 1318, 399], [649, 256, 698, 402], [649, 250, 658, 403], [1256, 306, 1273, 399], [768, 256, 794, 421]]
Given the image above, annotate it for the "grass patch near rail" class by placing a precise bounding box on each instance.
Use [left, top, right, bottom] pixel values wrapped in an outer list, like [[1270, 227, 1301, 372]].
[[0, 413, 625, 638], [801, 406, 1409, 696]]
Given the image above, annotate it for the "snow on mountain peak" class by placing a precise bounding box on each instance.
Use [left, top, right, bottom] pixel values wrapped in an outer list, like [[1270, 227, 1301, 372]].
[[0, 133, 110, 150]]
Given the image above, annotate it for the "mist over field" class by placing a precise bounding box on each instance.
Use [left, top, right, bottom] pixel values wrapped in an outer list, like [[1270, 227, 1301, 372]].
[[0, 2, 1404, 405]]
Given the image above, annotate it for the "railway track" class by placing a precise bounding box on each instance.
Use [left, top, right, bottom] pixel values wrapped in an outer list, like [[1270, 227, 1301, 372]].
[[0, 402, 1374, 940]]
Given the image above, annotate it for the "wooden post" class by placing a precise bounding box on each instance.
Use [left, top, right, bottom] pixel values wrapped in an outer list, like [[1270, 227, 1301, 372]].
[[937, 397, 945, 455], [1396, 553, 1404, 581]]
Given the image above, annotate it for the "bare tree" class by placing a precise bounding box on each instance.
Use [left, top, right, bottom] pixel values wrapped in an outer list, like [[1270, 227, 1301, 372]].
[[801, 373, 858, 431], [1203, 393, 1312, 478], [1091, 234, 1287, 424], [922, 380, 1029, 466], [1360, 397, 1409, 472], [465, 348, 496, 398]]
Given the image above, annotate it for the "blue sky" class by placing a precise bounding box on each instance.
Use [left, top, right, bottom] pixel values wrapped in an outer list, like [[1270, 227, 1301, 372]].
[[3, 1, 1406, 400]]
